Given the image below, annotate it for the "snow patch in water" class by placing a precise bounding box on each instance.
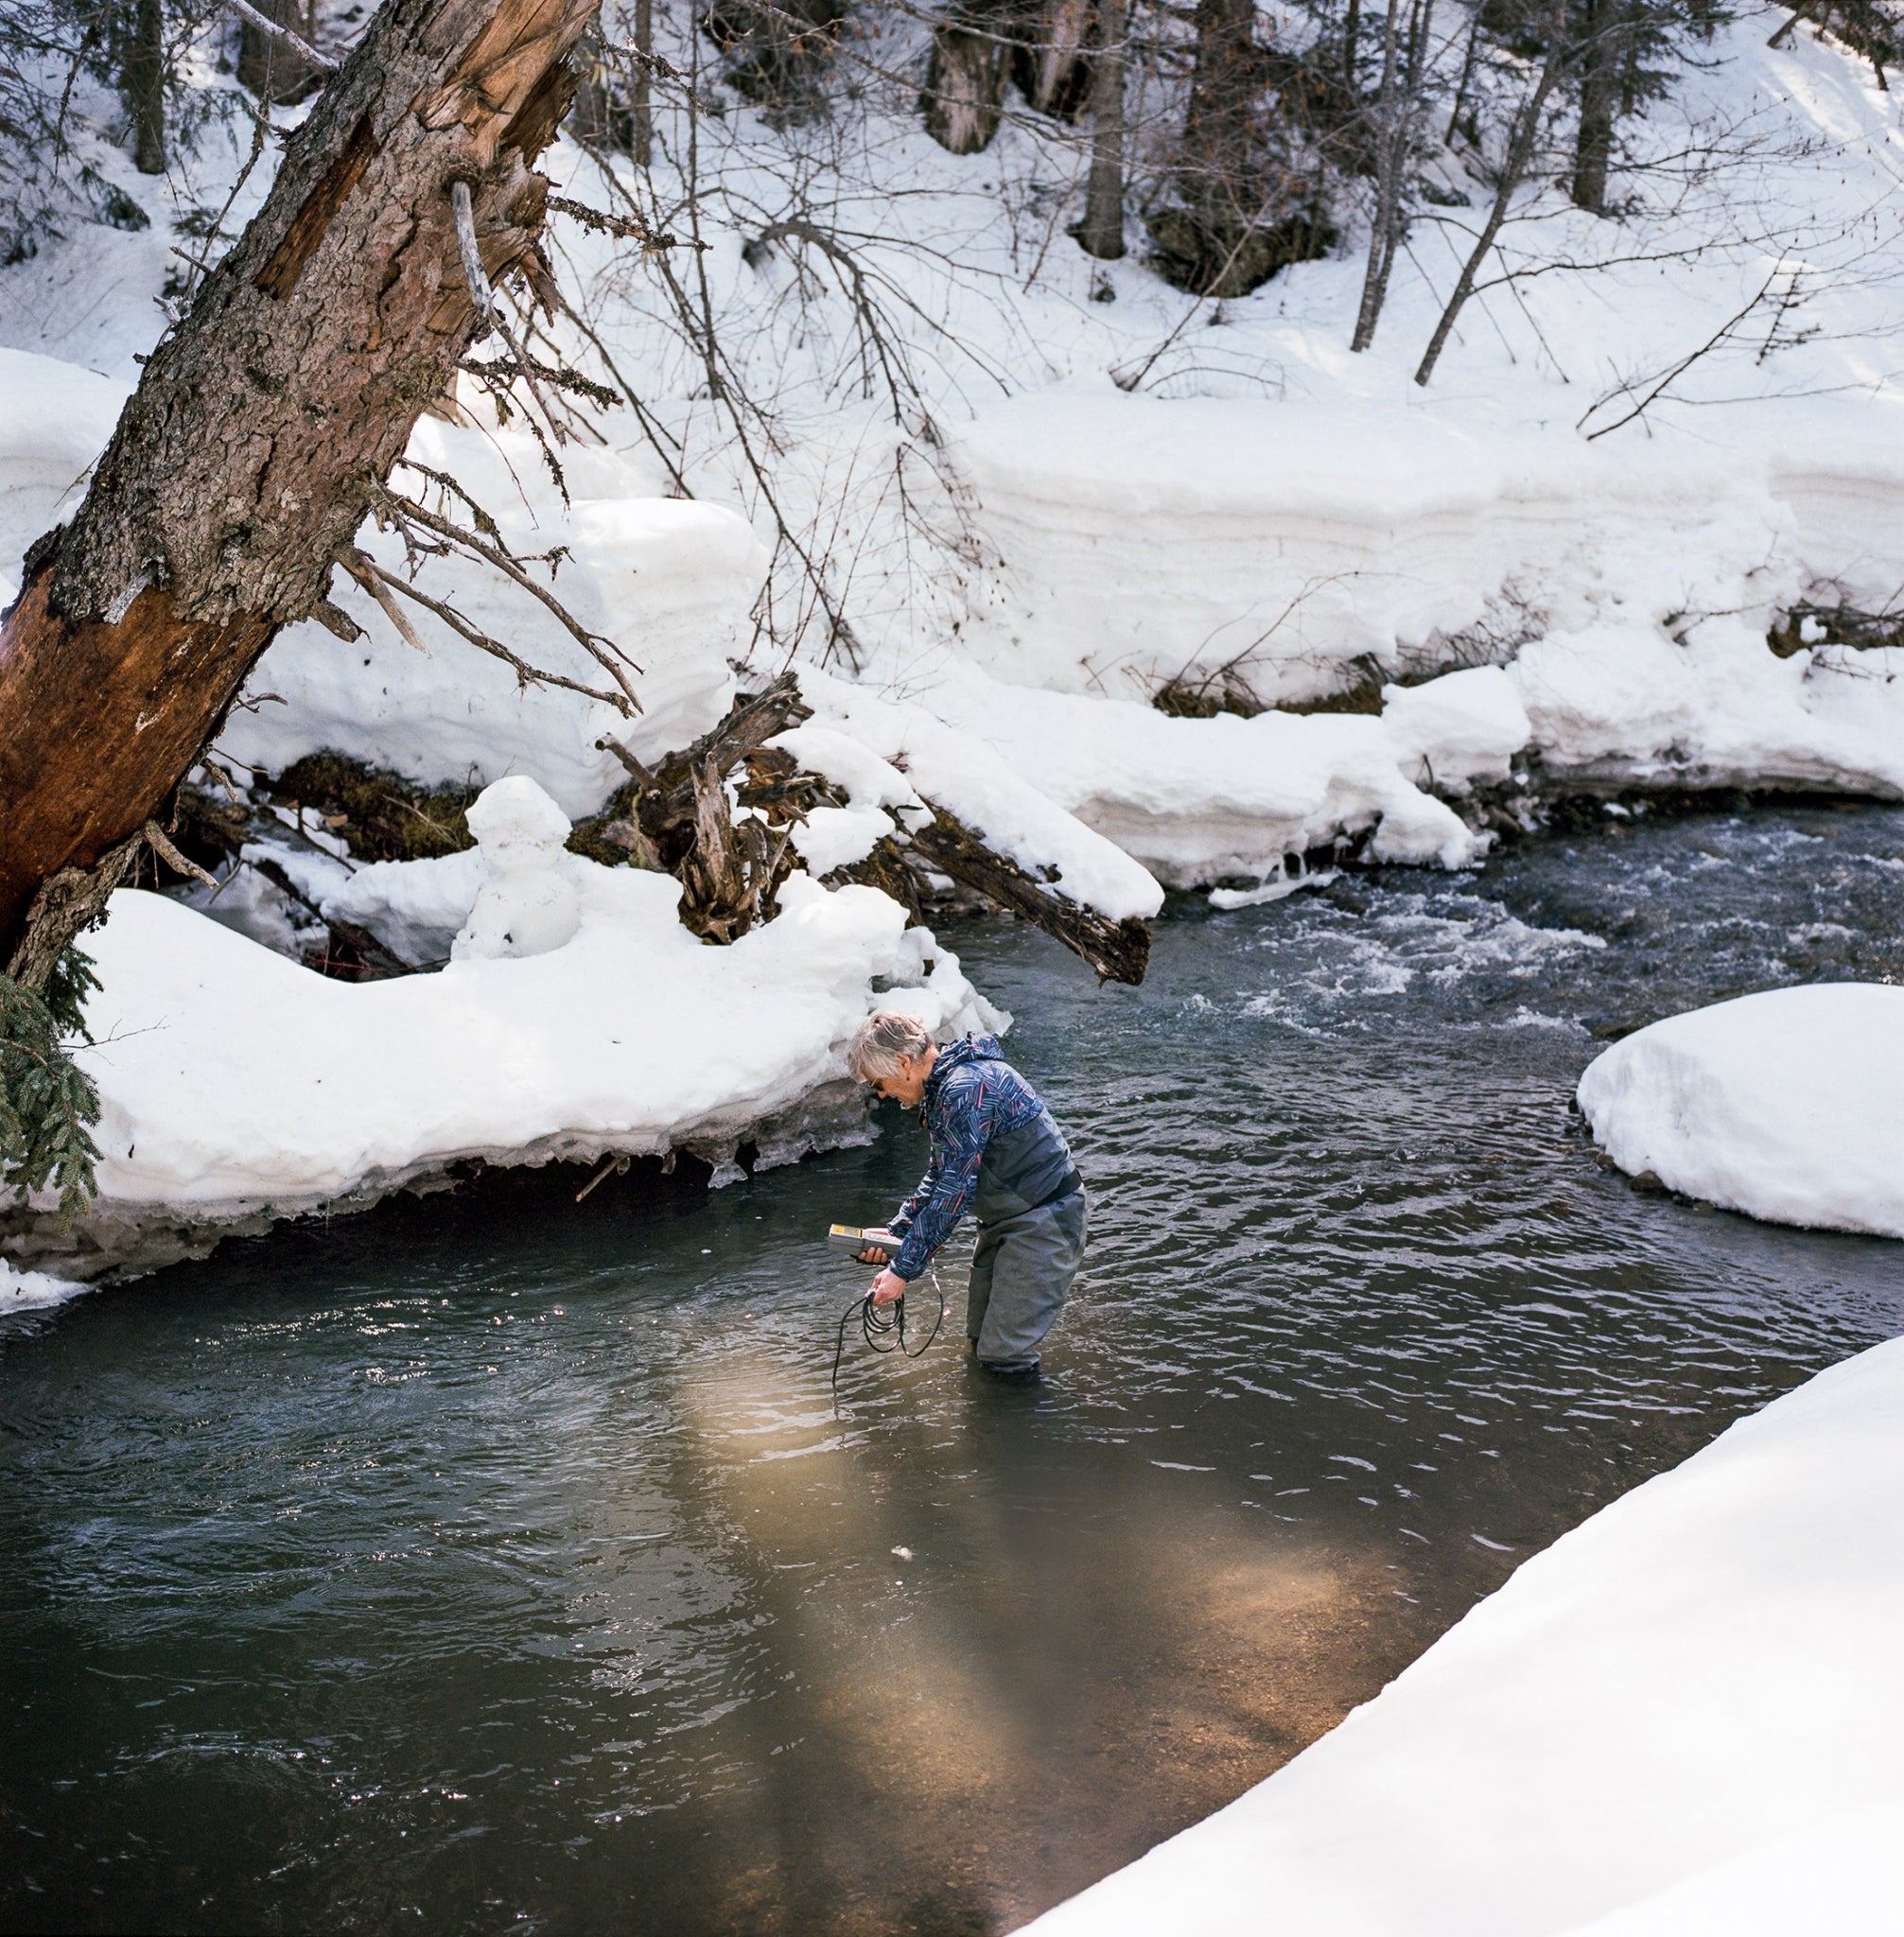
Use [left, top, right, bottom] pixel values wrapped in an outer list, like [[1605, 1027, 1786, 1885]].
[[0, 1259, 89, 1314]]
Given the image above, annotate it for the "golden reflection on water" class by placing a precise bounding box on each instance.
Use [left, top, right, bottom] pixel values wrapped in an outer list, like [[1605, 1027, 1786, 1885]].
[[653, 1337, 1427, 1934]]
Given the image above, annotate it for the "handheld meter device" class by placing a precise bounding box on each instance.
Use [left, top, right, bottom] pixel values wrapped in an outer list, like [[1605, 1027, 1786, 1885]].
[[828, 1223, 898, 1258]]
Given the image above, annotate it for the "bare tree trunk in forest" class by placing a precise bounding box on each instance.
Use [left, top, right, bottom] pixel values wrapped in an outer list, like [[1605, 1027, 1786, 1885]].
[[630, 0, 654, 164], [125, 0, 166, 174], [1075, 0, 1126, 258], [1343, 0, 1362, 84], [0, 0, 603, 976], [1351, 0, 1432, 350], [1012, 0, 1092, 118], [1571, 0, 1619, 214], [238, 0, 326, 104], [923, 1, 1011, 153], [1415, 29, 1566, 386], [1349, 0, 1401, 350], [1180, 0, 1256, 200], [1144, 0, 1270, 294], [1445, 0, 1479, 139]]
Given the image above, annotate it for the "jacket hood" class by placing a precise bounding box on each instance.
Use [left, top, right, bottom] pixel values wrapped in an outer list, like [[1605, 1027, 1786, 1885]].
[[929, 1034, 1005, 1085]]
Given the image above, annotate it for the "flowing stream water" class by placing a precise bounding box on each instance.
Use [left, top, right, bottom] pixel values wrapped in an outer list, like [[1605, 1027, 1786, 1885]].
[[4, 802, 1902, 1937]]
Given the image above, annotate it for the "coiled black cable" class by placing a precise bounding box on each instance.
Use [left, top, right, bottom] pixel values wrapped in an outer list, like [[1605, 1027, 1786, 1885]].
[[831, 1267, 945, 1403]]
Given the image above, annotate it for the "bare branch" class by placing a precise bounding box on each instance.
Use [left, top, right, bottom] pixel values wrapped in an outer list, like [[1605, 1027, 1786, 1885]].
[[371, 485, 645, 709], [226, 0, 339, 73], [358, 559, 638, 716]]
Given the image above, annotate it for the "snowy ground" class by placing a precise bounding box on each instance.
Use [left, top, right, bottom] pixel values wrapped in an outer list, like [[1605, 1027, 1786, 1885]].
[[1578, 982, 1904, 1240], [1021, 1333, 1904, 1937], [4, 777, 1000, 1279]]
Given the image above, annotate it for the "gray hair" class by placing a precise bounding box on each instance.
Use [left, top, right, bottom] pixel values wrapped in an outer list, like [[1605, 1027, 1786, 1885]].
[[847, 1010, 935, 1081]]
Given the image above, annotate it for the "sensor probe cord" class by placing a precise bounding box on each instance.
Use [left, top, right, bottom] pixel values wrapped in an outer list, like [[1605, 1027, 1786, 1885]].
[[831, 1267, 946, 1403]]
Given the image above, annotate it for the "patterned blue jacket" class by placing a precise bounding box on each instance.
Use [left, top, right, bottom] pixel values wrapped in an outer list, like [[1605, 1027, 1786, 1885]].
[[887, 1036, 1075, 1280]]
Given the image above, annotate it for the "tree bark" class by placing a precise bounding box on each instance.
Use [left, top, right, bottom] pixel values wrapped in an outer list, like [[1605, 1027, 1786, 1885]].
[[630, 0, 654, 164], [1570, 0, 1619, 215], [1075, 0, 1127, 259], [1349, 0, 1401, 351], [923, 3, 1011, 154], [125, 0, 166, 175], [1012, 0, 1093, 119], [0, 0, 603, 972]]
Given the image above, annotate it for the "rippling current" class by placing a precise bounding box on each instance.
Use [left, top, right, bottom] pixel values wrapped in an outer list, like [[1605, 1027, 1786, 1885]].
[[3, 803, 1902, 1936]]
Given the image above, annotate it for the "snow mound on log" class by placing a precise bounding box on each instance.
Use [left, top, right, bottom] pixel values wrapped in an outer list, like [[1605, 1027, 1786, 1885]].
[[65, 871, 998, 1232], [799, 666, 1166, 921], [1576, 984, 1904, 1240], [871, 658, 1527, 887], [1022, 1332, 1904, 1937]]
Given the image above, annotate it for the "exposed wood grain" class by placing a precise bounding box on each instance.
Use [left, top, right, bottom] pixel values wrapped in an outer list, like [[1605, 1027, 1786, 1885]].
[[254, 111, 379, 299]]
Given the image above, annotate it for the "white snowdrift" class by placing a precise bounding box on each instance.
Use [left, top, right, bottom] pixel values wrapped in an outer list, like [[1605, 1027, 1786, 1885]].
[[0, 1258, 89, 1315], [949, 390, 1904, 821], [0, 346, 128, 592], [215, 411, 772, 817], [1577, 984, 1904, 1240], [948, 390, 1904, 709], [875, 657, 1524, 886], [1555, 1795, 1904, 1937], [1023, 1332, 1904, 1937], [68, 859, 994, 1226]]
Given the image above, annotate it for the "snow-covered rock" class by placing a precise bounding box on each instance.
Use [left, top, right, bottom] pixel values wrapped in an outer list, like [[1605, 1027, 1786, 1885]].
[[1023, 1332, 1904, 1937], [1576, 984, 1904, 1240]]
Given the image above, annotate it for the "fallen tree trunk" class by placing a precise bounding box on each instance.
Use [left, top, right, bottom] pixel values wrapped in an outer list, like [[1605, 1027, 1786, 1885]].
[[0, 0, 603, 979], [906, 804, 1151, 985]]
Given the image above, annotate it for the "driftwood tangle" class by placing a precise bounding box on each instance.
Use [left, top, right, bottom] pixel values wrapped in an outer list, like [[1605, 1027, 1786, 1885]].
[[599, 673, 1152, 982], [0, 0, 603, 973]]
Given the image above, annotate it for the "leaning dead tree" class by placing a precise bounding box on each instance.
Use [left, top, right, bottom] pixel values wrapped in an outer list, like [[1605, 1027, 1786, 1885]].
[[0, 0, 606, 982]]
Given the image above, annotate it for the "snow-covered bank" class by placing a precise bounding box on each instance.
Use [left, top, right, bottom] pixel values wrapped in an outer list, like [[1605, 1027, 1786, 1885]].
[[0, 1259, 89, 1316], [2, 789, 1002, 1278], [892, 656, 1524, 885], [1578, 984, 1904, 1240], [1022, 1334, 1904, 1937]]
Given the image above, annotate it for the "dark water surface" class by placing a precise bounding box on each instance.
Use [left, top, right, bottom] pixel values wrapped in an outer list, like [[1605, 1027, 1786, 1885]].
[[4, 803, 1902, 1937]]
